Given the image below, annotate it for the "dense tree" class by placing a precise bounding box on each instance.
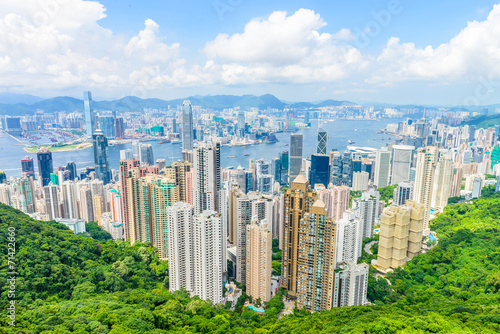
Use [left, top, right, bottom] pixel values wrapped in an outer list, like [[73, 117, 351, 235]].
[[1, 196, 500, 333]]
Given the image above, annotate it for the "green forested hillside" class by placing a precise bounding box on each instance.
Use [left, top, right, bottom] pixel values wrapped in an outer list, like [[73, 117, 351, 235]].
[[0, 194, 500, 333]]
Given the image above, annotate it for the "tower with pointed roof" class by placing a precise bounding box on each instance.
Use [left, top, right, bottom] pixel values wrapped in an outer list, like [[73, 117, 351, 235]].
[[296, 198, 337, 311], [281, 174, 317, 298]]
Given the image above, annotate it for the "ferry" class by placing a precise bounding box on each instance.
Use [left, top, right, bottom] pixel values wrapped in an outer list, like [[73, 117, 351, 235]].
[[348, 140, 355, 144], [244, 153, 250, 156], [171, 140, 181, 144]]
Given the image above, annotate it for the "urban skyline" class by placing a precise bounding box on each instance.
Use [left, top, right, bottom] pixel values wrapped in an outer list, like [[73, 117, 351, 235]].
[[1, 1, 500, 332]]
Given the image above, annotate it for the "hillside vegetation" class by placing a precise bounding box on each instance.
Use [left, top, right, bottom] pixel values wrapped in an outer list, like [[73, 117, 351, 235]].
[[0, 192, 499, 332]]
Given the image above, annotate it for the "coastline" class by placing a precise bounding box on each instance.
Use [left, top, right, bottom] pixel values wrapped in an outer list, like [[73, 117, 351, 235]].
[[22, 142, 93, 153]]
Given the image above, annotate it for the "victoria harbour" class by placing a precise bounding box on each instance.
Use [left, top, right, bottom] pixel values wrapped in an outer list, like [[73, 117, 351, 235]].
[[0, 118, 401, 177]]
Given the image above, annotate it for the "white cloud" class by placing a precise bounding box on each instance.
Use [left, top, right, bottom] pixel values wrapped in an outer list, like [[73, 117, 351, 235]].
[[0, 1, 500, 103], [369, 3, 500, 85], [202, 9, 368, 85], [0, 0, 186, 96]]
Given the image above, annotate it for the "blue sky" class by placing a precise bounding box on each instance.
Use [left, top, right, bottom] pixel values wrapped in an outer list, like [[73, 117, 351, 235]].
[[1, 0, 500, 105]]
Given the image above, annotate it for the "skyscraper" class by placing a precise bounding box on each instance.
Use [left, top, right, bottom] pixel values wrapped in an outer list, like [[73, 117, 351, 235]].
[[335, 210, 363, 267], [316, 184, 350, 221], [413, 146, 439, 235], [93, 129, 111, 185], [66, 161, 77, 181], [115, 117, 125, 139], [309, 154, 330, 188], [79, 187, 94, 223], [165, 161, 193, 203], [182, 100, 194, 151], [352, 189, 380, 239], [341, 151, 353, 187], [236, 195, 251, 282], [98, 115, 116, 139], [37, 147, 53, 187], [147, 175, 178, 259], [246, 218, 272, 302], [126, 171, 176, 252], [276, 151, 289, 186], [18, 176, 36, 213], [289, 134, 303, 182], [431, 152, 453, 209], [330, 151, 343, 186], [44, 184, 60, 220], [377, 200, 424, 271], [332, 261, 369, 307], [119, 159, 158, 240], [281, 174, 316, 298], [132, 141, 141, 159], [21, 156, 35, 179], [167, 202, 194, 294], [255, 159, 274, 194], [84, 91, 94, 139], [193, 210, 223, 304], [393, 181, 414, 206], [62, 181, 78, 219], [237, 111, 246, 138], [193, 142, 221, 215], [391, 145, 414, 185], [352, 171, 369, 191], [374, 148, 391, 188], [139, 144, 154, 166], [296, 199, 337, 311], [317, 127, 327, 155], [120, 149, 133, 160]]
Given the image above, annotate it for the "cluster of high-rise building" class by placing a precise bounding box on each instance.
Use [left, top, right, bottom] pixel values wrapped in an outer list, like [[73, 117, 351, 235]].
[[1, 92, 499, 312]]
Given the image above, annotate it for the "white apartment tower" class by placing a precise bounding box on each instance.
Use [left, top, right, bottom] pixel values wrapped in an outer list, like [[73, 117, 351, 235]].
[[413, 146, 439, 235], [374, 148, 391, 188], [193, 210, 223, 304], [246, 218, 272, 302], [193, 142, 221, 216], [62, 181, 79, 219], [335, 210, 363, 267], [167, 202, 194, 294], [391, 145, 414, 185], [352, 189, 380, 239]]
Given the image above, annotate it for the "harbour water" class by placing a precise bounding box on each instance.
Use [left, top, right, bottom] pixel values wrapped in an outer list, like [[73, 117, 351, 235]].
[[0, 118, 402, 177]]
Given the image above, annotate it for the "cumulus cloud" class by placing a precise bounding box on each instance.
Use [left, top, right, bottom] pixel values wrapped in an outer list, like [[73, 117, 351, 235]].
[[202, 9, 368, 85], [1, 1, 500, 100], [0, 0, 186, 96], [369, 3, 500, 85]]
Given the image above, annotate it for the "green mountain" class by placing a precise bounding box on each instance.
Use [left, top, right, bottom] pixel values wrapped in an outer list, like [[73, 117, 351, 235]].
[[1, 189, 499, 333], [464, 113, 500, 128], [0, 93, 43, 105], [0, 94, 356, 115]]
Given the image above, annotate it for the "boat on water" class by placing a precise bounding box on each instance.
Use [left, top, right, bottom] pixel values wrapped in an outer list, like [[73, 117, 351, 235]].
[[354, 129, 358, 132], [348, 140, 355, 144], [159, 139, 171, 144], [244, 153, 250, 156], [227, 156, 236, 158], [284, 143, 289, 146], [171, 140, 181, 144]]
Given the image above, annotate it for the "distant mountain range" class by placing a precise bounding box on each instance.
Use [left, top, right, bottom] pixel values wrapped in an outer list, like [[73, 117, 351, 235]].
[[0, 93, 44, 105], [0, 92, 498, 116], [0, 93, 357, 115]]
